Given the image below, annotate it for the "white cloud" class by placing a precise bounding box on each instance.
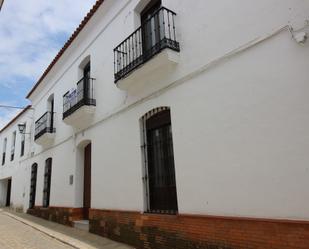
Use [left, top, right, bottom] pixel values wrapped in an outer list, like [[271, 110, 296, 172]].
[[0, 0, 97, 129], [0, 0, 97, 85]]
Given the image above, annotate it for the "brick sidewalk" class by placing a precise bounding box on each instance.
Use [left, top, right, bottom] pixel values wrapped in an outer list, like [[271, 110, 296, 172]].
[[0, 209, 133, 249]]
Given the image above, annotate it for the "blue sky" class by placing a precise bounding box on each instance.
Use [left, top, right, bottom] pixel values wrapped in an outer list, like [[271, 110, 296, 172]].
[[0, 0, 96, 128]]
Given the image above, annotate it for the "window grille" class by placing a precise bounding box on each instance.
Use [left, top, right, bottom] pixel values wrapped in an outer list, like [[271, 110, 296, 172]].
[[29, 163, 37, 209], [141, 107, 178, 214], [43, 158, 52, 208]]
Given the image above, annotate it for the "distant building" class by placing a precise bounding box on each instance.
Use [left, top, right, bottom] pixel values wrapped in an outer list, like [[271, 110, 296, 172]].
[[0, 1, 309, 248], [0, 0, 4, 11]]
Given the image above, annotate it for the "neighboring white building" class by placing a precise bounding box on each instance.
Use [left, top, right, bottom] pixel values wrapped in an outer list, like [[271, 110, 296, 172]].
[[0, 0, 4, 11], [0, 106, 33, 209], [0, 0, 309, 248]]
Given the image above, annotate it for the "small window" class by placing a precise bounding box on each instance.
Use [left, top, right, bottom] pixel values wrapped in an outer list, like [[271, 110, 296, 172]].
[[10, 131, 16, 161], [43, 158, 52, 208], [2, 138, 7, 165], [20, 124, 26, 157], [141, 107, 178, 214]]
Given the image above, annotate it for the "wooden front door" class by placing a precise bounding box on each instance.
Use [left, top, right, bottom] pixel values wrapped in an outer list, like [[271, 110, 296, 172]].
[[6, 178, 11, 207], [83, 143, 91, 219]]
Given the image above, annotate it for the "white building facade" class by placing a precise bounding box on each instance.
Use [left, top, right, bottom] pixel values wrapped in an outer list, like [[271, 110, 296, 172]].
[[0, 0, 309, 248]]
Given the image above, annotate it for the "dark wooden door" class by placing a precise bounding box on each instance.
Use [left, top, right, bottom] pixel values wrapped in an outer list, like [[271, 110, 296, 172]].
[[6, 178, 11, 207], [83, 143, 91, 219]]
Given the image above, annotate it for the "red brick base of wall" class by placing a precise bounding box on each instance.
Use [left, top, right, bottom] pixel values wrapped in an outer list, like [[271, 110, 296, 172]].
[[27, 206, 83, 226], [89, 209, 309, 249]]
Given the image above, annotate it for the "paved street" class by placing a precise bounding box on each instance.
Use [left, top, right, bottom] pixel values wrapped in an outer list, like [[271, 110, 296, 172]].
[[0, 212, 72, 249], [0, 209, 133, 249]]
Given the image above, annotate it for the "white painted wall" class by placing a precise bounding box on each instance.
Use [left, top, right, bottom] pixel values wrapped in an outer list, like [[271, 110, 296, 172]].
[[0, 0, 308, 219]]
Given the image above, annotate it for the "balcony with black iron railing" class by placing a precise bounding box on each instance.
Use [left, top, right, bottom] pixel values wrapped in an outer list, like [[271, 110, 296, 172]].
[[63, 76, 96, 120], [114, 7, 180, 84], [34, 111, 56, 142], [62, 77, 96, 130]]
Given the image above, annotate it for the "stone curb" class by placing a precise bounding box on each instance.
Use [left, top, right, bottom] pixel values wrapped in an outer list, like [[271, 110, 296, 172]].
[[0, 209, 97, 249]]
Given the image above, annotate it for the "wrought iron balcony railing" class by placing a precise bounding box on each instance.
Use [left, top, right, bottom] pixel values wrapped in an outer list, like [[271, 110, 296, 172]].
[[114, 7, 180, 83], [34, 111, 55, 140], [63, 77, 96, 119]]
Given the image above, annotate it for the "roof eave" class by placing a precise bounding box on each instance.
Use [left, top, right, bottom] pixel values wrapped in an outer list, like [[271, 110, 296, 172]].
[[0, 105, 32, 133]]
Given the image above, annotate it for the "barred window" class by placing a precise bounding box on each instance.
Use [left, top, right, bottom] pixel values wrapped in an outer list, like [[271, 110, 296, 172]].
[[2, 138, 7, 165], [29, 163, 37, 209], [43, 158, 52, 208], [141, 107, 178, 214], [20, 125, 26, 157], [10, 131, 16, 161]]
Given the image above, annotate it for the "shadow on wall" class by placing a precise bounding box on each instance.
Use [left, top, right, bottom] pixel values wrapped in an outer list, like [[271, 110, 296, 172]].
[[0, 179, 10, 207]]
